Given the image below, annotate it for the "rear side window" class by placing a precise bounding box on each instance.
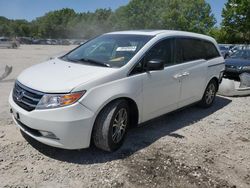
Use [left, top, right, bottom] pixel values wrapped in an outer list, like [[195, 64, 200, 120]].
[[129, 36, 221, 75], [175, 38, 220, 64], [175, 38, 206, 63]]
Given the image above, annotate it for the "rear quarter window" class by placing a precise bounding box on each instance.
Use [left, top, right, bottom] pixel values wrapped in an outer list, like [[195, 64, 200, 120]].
[[203, 41, 221, 59]]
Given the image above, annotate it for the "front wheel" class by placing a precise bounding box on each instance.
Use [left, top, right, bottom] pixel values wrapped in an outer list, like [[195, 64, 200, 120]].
[[92, 100, 129, 152], [198, 80, 217, 108]]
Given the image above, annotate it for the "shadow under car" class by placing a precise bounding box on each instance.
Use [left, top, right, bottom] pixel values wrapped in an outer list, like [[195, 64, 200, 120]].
[[21, 96, 232, 164]]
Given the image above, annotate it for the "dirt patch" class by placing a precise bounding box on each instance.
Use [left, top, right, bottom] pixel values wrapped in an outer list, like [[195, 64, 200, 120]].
[[124, 148, 233, 188], [0, 45, 249, 187]]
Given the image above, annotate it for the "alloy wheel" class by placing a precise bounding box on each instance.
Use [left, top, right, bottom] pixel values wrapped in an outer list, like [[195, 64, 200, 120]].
[[112, 108, 128, 143], [205, 84, 216, 104]]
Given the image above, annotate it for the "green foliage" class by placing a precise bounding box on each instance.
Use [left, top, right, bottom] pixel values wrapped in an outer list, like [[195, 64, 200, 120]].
[[208, 27, 227, 43], [112, 0, 215, 34], [0, 16, 31, 37], [34, 8, 77, 38], [222, 0, 250, 43], [0, 1, 215, 39], [163, 0, 216, 33]]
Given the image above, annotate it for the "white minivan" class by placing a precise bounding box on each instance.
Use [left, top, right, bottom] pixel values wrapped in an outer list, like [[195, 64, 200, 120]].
[[9, 30, 225, 151]]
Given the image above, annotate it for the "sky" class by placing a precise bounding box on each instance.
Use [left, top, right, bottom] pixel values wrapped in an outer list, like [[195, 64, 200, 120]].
[[0, 0, 227, 25]]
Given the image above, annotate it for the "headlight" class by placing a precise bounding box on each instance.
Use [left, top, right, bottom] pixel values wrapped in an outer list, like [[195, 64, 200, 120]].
[[36, 91, 86, 109]]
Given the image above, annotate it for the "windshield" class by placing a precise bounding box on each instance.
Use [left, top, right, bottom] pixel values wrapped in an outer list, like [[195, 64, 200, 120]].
[[230, 49, 250, 59], [63, 34, 153, 68]]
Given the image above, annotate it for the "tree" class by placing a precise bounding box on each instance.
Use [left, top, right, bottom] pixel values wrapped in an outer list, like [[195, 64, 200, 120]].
[[112, 0, 216, 34], [0, 17, 31, 37], [208, 27, 228, 43], [33, 8, 77, 38], [66, 8, 113, 38], [162, 0, 216, 33], [0, 1, 218, 39], [222, 0, 250, 43]]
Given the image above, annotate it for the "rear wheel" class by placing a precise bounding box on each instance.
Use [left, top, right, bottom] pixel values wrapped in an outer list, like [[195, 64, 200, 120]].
[[93, 100, 129, 152], [199, 80, 217, 108]]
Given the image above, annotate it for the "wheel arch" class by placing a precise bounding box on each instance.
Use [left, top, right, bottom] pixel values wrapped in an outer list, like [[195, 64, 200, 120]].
[[90, 97, 139, 144], [94, 97, 139, 128], [205, 76, 219, 92], [209, 77, 219, 92]]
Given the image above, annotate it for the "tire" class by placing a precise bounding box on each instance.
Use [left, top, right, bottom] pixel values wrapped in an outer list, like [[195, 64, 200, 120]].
[[92, 100, 129, 152], [198, 79, 217, 108]]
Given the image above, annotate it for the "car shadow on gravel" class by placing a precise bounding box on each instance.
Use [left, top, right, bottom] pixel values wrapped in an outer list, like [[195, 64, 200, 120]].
[[22, 96, 232, 164]]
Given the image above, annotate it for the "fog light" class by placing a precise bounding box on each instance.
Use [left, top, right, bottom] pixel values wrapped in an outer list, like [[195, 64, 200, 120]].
[[39, 130, 59, 140]]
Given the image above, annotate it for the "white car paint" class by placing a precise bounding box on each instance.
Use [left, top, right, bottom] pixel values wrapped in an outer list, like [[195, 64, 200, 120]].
[[9, 30, 225, 149], [18, 60, 118, 93]]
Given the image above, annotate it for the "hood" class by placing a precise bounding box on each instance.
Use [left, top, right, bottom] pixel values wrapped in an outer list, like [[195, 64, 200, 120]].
[[225, 58, 250, 67], [17, 58, 117, 93]]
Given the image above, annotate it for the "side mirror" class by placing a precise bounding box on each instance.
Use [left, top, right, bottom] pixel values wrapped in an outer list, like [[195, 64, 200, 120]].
[[146, 59, 164, 71]]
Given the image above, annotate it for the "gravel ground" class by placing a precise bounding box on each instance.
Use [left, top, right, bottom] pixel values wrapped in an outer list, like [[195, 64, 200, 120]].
[[0, 45, 249, 188]]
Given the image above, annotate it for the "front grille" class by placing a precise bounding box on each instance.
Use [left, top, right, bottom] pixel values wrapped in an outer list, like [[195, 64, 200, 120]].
[[13, 82, 44, 111]]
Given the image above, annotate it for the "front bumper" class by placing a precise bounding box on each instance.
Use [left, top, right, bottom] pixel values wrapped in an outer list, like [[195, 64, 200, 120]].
[[9, 91, 95, 149]]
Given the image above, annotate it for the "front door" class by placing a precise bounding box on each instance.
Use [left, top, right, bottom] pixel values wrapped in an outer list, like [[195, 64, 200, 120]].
[[142, 39, 182, 122]]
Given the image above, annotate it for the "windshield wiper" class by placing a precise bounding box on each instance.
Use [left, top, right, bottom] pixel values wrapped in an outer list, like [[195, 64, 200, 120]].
[[69, 57, 111, 67]]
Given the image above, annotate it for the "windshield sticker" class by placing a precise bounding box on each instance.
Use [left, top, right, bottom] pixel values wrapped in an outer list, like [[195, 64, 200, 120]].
[[110, 57, 125, 62], [116, 46, 137, 52]]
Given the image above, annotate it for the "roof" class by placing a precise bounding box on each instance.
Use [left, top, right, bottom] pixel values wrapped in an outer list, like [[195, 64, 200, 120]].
[[106, 30, 216, 42], [107, 30, 167, 36]]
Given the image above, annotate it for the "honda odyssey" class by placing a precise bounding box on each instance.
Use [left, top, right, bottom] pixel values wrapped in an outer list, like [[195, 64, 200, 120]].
[[9, 30, 225, 151]]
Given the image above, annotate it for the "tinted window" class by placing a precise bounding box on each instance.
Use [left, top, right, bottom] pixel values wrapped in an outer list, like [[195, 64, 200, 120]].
[[130, 60, 144, 75], [130, 37, 221, 75], [145, 39, 174, 66], [130, 39, 174, 75], [176, 38, 220, 63], [176, 38, 206, 63], [203, 41, 220, 59]]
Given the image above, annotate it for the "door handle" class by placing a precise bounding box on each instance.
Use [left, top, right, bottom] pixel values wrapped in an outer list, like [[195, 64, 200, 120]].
[[182, 72, 190, 76], [173, 73, 183, 79]]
